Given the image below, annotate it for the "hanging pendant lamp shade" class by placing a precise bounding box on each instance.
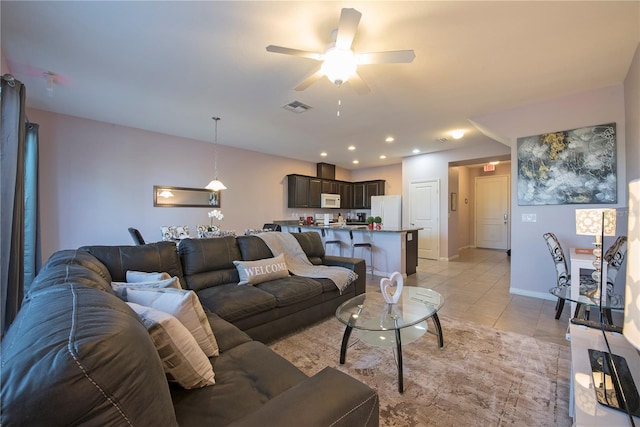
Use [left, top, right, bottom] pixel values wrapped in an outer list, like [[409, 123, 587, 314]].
[[205, 116, 227, 191]]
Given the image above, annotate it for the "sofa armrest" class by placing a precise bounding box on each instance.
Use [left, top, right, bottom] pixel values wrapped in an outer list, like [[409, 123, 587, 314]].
[[324, 256, 366, 295], [228, 367, 379, 427], [206, 311, 252, 352]]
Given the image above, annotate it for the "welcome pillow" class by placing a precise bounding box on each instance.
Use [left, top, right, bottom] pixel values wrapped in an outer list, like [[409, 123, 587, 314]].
[[127, 302, 215, 389], [233, 253, 289, 286], [122, 288, 219, 357]]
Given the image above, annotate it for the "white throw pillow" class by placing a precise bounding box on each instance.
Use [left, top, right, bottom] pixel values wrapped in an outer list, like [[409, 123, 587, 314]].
[[110, 276, 182, 299], [127, 302, 215, 389], [126, 270, 172, 282], [123, 288, 219, 357], [233, 253, 290, 286]]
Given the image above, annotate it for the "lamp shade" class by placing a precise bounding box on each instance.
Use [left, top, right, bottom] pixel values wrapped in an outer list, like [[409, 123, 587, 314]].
[[624, 179, 640, 350], [575, 208, 617, 236], [205, 179, 227, 191]]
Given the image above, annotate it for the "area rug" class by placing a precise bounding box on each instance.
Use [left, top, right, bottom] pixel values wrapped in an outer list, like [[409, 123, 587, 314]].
[[269, 315, 571, 427]]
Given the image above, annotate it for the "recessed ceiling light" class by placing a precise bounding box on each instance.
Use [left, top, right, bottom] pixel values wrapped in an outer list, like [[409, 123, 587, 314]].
[[320, 152, 328, 157], [385, 137, 394, 143], [348, 145, 356, 151], [412, 149, 420, 154], [379, 155, 387, 159], [451, 130, 465, 140], [352, 160, 359, 164]]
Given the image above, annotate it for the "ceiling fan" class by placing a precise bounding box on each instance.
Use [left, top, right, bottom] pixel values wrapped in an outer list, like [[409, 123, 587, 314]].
[[266, 8, 415, 95]]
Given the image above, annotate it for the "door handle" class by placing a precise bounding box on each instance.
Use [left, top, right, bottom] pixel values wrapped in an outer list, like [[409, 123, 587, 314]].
[[503, 213, 508, 224]]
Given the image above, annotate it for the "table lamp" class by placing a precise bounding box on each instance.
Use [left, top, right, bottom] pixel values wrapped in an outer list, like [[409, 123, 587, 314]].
[[575, 208, 617, 300]]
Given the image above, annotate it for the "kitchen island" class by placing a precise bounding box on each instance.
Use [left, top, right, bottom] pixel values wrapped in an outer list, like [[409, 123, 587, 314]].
[[273, 221, 421, 277]]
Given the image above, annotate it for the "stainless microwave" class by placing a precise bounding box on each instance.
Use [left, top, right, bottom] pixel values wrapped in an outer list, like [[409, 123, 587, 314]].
[[321, 193, 341, 209]]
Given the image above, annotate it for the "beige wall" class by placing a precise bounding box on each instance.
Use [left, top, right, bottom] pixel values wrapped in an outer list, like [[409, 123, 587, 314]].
[[30, 108, 391, 260]]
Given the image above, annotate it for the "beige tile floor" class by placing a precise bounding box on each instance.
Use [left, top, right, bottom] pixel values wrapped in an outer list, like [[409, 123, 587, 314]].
[[365, 247, 623, 347]]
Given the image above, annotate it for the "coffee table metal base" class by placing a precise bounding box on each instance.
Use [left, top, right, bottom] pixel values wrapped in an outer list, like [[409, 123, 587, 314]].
[[339, 313, 444, 393]]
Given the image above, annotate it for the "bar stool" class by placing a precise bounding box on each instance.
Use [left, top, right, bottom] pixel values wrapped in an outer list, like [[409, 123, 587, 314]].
[[322, 228, 342, 256], [350, 230, 373, 277]]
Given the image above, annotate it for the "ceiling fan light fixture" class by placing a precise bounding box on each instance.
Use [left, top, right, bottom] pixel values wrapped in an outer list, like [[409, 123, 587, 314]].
[[321, 47, 357, 85]]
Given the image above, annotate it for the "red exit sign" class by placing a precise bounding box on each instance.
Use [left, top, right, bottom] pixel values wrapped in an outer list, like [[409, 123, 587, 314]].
[[484, 164, 496, 172]]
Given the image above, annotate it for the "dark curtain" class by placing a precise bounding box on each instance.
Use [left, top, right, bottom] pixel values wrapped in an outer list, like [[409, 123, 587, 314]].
[[1, 74, 39, 336]]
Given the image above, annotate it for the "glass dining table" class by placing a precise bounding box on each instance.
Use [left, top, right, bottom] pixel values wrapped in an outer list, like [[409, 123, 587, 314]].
[[549, 286, 624, 326]]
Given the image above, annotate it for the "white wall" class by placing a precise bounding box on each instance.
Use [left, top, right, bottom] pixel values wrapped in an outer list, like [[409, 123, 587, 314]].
[[471, 84, 630, 299], [402, 140, 511, 259], [625, 43, 640, 182]]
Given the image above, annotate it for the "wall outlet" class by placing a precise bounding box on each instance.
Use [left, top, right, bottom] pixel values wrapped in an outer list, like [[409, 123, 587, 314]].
[[522, 213, 537, 223]]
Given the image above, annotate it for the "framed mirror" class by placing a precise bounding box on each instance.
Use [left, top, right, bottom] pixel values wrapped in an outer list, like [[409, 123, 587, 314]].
[[154, 185, 220, 208]]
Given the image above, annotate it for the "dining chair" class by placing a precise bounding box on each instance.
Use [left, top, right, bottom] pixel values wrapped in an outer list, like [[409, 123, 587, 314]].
[[543, 232, 588, 319], [128, 227, 145, 245]]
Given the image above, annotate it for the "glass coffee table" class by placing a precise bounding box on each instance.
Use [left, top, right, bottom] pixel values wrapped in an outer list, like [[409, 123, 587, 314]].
[[335, 286, 444, 393]]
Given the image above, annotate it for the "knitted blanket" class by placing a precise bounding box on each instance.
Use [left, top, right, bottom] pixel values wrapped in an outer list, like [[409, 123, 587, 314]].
[[257, 232, 358, 293]]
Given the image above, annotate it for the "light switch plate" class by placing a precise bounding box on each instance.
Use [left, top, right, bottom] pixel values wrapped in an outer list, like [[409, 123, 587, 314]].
[[522, 213, 537, 223]]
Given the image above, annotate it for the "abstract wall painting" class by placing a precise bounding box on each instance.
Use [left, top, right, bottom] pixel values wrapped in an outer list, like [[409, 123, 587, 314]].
[[517, 123, 617, 205]]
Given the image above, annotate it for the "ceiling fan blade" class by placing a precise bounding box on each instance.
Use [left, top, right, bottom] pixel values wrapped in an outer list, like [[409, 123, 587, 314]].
[[348, 72, 370, 95], [358, 50, 416, 65], [294, 69, 325, 91], [335, 8, 362, 50], [266, 45, 322, 60]]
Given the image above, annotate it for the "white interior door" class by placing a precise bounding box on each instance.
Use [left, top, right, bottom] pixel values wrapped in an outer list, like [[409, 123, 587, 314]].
[[475, 175, 510, 250], [410, 180, 439, 259]]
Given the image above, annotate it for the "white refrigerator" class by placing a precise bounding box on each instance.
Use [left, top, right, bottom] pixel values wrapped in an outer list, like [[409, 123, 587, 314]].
[[370, 195, 402, 228]]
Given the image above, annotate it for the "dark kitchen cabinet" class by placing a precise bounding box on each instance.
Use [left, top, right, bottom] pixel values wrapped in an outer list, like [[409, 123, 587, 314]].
[[321, 180, 339, 194], [287, 175, 310, 208], [288, 174, 383, 210], [339, 182, 353, 210], [353, 180, 385, 209], [309, 178, 322, 208]]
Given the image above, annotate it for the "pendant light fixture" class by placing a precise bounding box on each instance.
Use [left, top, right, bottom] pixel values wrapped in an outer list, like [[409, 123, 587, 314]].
[[205, 116, 227, 191]]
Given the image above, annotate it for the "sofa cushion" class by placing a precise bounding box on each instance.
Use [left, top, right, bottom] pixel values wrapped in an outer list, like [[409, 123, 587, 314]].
[[171, 341, 308, 426], [233, 254, 290, 286], [197, 283, 277, 322], [255, 276, 323, 306], [292, 232, 325, 264], [28, 249, 114, 296], [236, 234, 274, 261], [127, 302, 215, 389], [0, 283, 177, 426], [179, 236, 241, 291], [80, 241, 184, 285], [121, 288, 219, 357]]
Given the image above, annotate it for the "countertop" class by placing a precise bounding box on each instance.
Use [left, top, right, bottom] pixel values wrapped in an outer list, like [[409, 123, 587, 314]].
[[273, 221, 421, 233]]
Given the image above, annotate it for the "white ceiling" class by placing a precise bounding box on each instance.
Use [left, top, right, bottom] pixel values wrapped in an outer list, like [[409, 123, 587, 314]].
[[2, 1, 639, 169]]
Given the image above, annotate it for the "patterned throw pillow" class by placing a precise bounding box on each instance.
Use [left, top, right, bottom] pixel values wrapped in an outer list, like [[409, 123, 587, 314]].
[[127, 302, 215, 389], [122, 288, 219, 357], [233, 253, 290, 286]]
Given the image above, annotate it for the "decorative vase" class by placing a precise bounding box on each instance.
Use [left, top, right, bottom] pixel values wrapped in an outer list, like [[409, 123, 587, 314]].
[[368, 223, 374, 230], [375, 223, 382, 230]]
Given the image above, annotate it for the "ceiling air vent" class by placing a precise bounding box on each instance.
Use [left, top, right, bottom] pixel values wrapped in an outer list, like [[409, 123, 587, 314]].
[[283, 100, 311, 114], [436, 137, 449, 143]]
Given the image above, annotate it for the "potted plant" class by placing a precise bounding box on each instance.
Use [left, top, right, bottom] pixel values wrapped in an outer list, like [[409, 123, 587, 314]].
[[366, 216, 375, 230], [374, 216, 382, 230]]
